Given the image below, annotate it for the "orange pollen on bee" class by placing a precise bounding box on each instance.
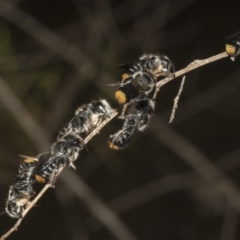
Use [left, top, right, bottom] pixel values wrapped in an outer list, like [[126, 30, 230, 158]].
[[24, 158, 35, 163], [115, 90, 127, 104], [153, 66, 163, 77], [35, 175, 46, 184], [121, 73, 129, 80], [16, 198, 29, 206], [226, 44, 236, 56], [108, 141, 120, 150], [89, 113, 98, 127]]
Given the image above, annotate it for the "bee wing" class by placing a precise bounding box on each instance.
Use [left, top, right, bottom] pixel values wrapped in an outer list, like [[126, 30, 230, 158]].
[[35, 153, 59, 172], [118, 59, 144, 69], [122, 126, 138, 150], [57, 117, 76, 140], [226, 30, 240, 39], [19, 154, 39, 162], [112, 117, 140, 150]]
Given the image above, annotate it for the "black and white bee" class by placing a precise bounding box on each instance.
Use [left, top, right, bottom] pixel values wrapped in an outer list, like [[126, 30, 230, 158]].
[[108, 95, 155, 150], [225, 31, 240, 60], [57, 99, 111, 139], [34, 132, 84, 185], [5, 155, 38, 218], [114, 71, 156, 104], [111, 53, 175, 104]]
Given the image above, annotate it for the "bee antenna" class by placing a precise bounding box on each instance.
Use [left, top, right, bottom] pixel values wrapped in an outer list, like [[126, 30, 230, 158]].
[[84, 143, 89, 153], [79, 139, 89, 153]]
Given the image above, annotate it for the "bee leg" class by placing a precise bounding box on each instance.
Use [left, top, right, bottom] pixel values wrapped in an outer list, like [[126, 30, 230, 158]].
[[108, 78, 132, 87], [48, 167, 63, 188], [144, 85, 155, 96], [68, 161, 76, 170], [170, 72, 175, 78], [107, 82, 123, 87], [119, 95, 141, 118], [60, 156, 77, 170], [119, 102, 130, 118], [57, 128, 72, 141]]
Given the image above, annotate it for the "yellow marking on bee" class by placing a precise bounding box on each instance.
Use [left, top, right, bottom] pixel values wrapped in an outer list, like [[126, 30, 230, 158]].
[[121, 73, 129, 80], [19, 154, 38, 162], [16, 198, 29, 206], [108, 142, 120, 150], [23, 157, 36, 163], [35, 175, 46, 184], [153, 66, 164, 77], [226, 44, 236, 56], [115, 90, 127, 104]]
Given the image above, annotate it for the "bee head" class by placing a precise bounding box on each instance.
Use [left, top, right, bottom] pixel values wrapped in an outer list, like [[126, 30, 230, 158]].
[[225, 37, 240, 58], [92, 99, 111, 118], [5, 200, 24, 219], [60, 133, 84, 149]]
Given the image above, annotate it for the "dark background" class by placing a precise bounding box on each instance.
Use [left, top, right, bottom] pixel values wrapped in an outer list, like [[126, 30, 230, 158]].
[[0, 0, 240, 239]]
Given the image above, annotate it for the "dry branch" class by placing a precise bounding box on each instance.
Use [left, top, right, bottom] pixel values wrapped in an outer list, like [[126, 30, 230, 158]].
[[169, 75, 186, 123], [0, 109, 118, 240], [0, 51, 230, 240], [157, 52, 228, 89]]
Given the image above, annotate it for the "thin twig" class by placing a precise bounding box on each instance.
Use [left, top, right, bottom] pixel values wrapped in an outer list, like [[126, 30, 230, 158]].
[[0, 73, 135, 239], [0, 110, 119, 240], [160, 68, 240, 124], [84, 109, 118, 143], [157, 52, 228, 89], [0, 184, 50, 240], [169, 75, 186, 123], [0, 51, 230, 240]]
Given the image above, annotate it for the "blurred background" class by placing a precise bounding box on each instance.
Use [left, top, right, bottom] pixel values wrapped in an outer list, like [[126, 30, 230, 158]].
[[0, 0, 240, 239]]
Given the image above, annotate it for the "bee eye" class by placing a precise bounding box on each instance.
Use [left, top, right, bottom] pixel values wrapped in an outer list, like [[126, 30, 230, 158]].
[[98, 106, 104, 113], [73, 140, 79, 145], [128, 118, 135, 124]]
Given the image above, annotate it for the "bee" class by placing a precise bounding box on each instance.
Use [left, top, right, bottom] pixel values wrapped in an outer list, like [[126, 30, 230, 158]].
[[34, 132, 84, 185], [111, 53, 175, 104], [114, 71, 156, 104], [225, 31, 240, 60], [5, 155, 38, 218], [108, 95, 155, 150], [57, 99, 111, 139]]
